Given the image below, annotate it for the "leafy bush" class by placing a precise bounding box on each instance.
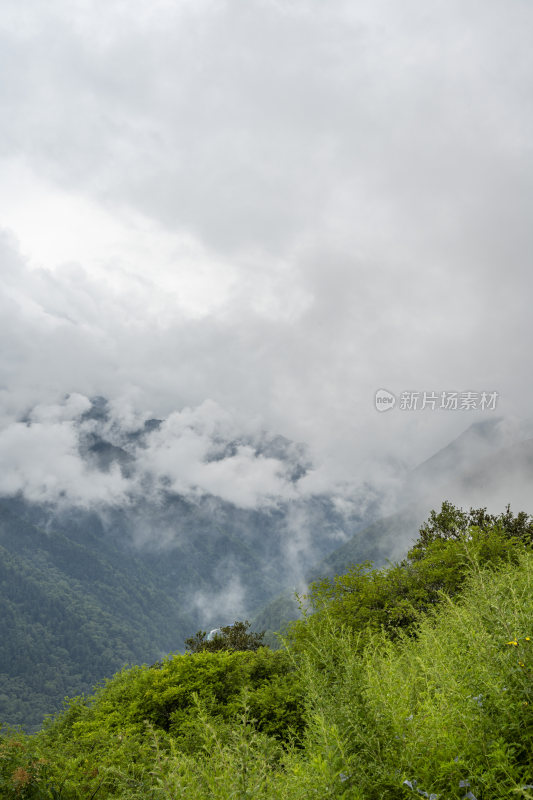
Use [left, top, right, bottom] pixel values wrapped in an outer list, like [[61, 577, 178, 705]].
[[45, 646, 304, 747]]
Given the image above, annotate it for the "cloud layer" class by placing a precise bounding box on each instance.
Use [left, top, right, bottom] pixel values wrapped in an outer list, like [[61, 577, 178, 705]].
[[1, 0, 532, 496], [0, 395, 329, 511]]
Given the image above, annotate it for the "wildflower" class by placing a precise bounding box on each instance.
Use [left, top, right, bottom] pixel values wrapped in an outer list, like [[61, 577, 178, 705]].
[[518, 661, 525, 667], [525, 637, 531, 642], [506, 640, 518, 646]]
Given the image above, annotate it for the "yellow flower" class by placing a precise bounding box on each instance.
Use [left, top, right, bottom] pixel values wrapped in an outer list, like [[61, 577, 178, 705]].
[[506, 640, 518, 646], [518, 661, 525, 667], [525, 637, 531, 642]]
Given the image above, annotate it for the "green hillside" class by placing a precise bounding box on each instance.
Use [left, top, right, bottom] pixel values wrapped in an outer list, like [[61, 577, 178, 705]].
[[1, 502, 532, 799], [0, 501, 199, 731]]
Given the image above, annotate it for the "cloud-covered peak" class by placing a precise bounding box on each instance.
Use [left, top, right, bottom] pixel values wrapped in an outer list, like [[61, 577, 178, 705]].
[[0, 394, 322, 512]]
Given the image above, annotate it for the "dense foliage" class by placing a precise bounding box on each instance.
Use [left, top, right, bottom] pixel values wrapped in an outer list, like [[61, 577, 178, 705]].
[[1, 502, 532, 798]]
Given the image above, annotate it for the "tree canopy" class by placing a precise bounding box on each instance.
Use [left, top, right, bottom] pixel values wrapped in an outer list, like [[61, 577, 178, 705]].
[[185, 620, 266, 654]]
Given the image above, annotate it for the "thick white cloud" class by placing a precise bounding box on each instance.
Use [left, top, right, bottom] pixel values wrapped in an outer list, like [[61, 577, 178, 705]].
[[0, 0, 532, 499], [0, 417, 129, 506], [140, 402, 298, 508]]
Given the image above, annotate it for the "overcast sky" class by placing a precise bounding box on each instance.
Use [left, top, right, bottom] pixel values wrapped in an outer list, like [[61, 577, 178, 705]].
[[1, 0, 532, 506]]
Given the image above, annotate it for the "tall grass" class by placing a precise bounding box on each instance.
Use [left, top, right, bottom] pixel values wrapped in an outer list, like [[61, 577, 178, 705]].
[[295, 548, 533, 799]]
